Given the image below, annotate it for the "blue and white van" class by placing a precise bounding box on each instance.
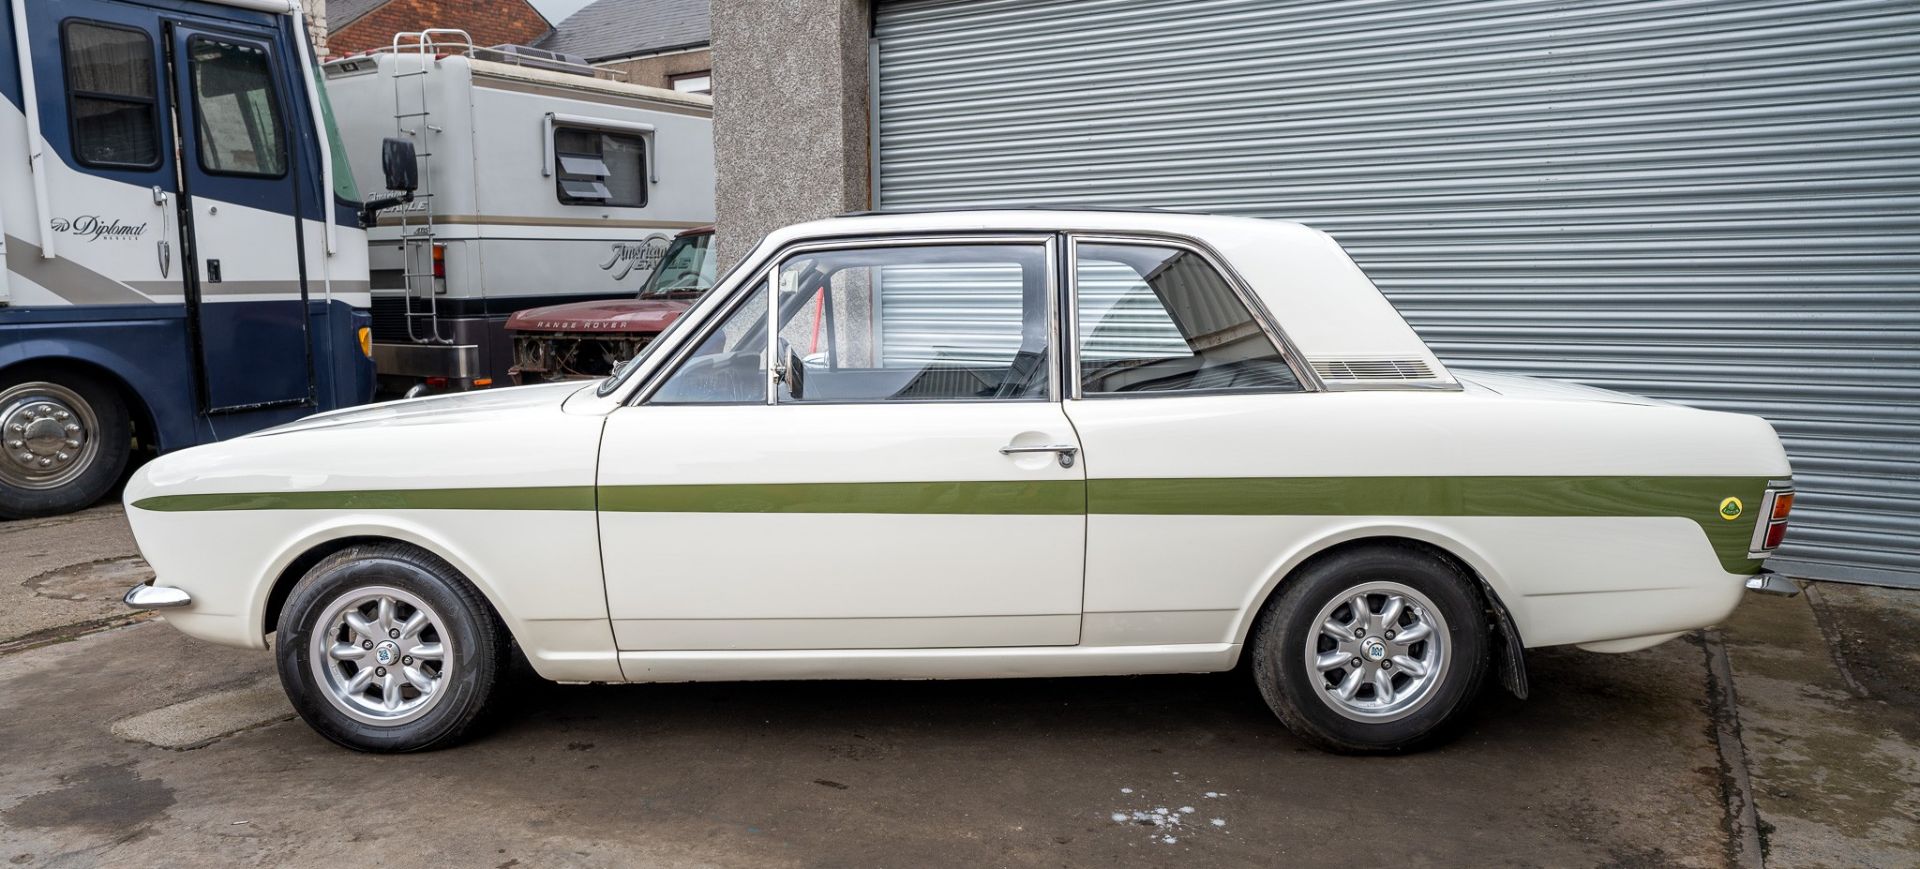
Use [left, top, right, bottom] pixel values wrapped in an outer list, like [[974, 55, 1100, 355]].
[[1, 0, 375, 518]]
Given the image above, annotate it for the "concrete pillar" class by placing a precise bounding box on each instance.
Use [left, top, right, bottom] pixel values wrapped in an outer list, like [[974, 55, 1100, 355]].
[[302, 0, 328, 57], [710, 0, 871, 270]]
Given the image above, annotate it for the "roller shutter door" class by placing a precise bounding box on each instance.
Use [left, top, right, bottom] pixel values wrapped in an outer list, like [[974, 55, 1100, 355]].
[[872, 0, 1920, 587]]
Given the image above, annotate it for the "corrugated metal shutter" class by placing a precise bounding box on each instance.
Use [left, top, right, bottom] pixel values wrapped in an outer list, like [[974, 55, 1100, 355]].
[[876, 264, 1027, 364], [874, 0, 1920, 586]]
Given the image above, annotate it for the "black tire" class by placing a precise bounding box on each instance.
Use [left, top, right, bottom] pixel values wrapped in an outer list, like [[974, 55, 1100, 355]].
[[1250, 545, 1489, 754], [0, 366, 132, 520], [276, 543, 510, 752]]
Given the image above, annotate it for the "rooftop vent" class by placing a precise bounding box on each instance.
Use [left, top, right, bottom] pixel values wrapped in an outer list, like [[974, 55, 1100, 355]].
[[477, 44, 602, 78]]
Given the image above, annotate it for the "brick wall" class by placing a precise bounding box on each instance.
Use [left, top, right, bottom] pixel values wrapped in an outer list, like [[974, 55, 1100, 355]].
[[598, 48, 713, 92], [328, 0, 552, 57]]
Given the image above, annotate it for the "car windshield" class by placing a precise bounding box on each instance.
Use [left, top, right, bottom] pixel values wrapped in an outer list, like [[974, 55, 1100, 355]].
[[638, 233, 715, 297]]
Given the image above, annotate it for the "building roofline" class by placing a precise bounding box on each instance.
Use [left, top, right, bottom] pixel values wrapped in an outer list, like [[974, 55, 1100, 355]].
[[586, 40, 712, 64]]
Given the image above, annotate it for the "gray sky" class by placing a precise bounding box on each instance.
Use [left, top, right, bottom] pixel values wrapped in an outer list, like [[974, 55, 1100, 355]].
[[530, 0, 598, 25]]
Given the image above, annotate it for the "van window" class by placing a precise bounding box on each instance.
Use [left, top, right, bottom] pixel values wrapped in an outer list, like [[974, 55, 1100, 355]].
[[189, 37, 286, 177], [554, 127, 647, 207], [62, 20, 160, 169]]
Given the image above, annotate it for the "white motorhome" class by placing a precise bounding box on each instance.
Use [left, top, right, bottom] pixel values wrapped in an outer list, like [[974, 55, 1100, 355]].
[[1, 0, 377, 519], [322, 33, 715, 393]]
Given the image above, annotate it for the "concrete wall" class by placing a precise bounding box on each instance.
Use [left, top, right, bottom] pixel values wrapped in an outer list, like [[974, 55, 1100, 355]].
[[302, 0, 328, 56], [710, 0, 871, 270], [598, 48, 714, 92]]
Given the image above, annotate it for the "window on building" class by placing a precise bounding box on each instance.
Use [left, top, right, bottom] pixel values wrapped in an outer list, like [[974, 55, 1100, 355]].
[[554, 127, 648, 207], [1074, 243, 1301, 395], [670, 71, 711, 95], [62, 20, 160, 169], [189, 37, 286, 177]]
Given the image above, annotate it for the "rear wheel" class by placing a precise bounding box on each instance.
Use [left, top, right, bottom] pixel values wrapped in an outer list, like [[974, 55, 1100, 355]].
[[1250, 546, 1489, 754], [0, 368, 131, 519], [276, 544, 509, 752]]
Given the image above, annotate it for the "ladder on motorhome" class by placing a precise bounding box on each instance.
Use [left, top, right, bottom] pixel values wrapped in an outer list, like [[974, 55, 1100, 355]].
[[389, 30, 466, 346]]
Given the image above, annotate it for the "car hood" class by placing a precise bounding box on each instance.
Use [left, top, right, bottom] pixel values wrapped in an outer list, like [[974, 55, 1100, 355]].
[[1452, 369, 1674, 407], [245, 381, 591, 439], [505, 298, 691, 334]]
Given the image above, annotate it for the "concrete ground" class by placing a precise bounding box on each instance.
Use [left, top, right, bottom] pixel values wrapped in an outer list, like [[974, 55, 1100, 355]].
[[2, 508, 1915, 867]]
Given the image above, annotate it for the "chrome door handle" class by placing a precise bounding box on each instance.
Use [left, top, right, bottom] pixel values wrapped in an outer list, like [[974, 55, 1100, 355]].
[[1000, 443, 1078, 468]]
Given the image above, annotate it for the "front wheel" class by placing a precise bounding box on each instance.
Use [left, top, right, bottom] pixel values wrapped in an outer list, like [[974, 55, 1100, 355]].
[[0, 369, 131, 519], [276, 544, 510, 752], [1250, 546, 1489, 754]]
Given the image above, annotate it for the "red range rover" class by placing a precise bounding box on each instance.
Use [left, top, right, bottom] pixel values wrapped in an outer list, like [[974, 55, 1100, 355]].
[[506, 227, 715, 382]]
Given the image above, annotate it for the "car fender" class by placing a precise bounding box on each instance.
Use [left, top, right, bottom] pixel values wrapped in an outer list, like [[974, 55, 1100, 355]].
[[249, 513, 520, 644], [1228, 517, 1530, 696]]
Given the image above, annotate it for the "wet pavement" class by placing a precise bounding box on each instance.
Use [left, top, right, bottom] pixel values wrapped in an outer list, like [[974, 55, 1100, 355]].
[[1, 506, 1915, 867]]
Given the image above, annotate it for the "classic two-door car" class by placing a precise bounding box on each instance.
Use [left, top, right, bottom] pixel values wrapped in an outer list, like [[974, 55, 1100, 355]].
[[122, 209, 1797, 753]]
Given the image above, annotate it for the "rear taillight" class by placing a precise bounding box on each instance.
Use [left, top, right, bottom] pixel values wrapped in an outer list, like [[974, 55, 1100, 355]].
[[1751, 483, 1793, 555], [432, 243, 446, 279]]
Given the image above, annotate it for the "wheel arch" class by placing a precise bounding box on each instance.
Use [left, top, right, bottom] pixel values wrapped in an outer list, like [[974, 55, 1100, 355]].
[[255, 520, 517, 646], [1231, 523, 1530, 699]]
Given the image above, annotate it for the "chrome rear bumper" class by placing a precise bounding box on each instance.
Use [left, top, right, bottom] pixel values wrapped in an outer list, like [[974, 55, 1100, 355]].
[[124, 583, 192, 609], [1745, 571, 1801, 597]]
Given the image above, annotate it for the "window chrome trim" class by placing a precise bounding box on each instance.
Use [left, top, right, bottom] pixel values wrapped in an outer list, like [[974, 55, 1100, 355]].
[[626, 232, 1061, 407], [765, 234, 1059, 407], [1065, 232, 1323, 399]]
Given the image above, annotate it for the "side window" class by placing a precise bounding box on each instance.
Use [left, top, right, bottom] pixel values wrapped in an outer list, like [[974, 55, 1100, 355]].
[[776, 243, 1050, 403], [62, 20, 160, 169], [649, 281, 770, 404], [1075, 243, 1301, 395], [555, 127, 647, 207], [189, 37, 286, 177]]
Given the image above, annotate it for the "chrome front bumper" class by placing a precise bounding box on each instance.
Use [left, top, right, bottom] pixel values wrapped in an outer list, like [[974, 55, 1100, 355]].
[[124, 583, 192, 609], [1745, 570, 1801, 597]]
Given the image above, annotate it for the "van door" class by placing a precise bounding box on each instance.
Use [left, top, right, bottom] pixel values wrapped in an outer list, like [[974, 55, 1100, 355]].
[[164, 21, 313, 412]]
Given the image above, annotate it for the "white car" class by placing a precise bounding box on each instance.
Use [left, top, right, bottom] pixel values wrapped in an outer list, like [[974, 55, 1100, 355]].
[[123, 210, 1796, 754]]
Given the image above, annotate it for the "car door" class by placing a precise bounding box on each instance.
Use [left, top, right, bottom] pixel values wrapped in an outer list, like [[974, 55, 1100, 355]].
[[597, 237, 1087, 651], [166, 21, 313, 412], [1060, 237, 1312, 646]]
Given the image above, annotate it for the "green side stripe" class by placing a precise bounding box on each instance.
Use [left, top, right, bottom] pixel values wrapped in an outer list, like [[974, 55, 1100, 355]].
[[599, 480, 1086, 515], [131, 486, 595, 512], [133, 475, 1770, 573], [1089, 476, 1772, 575]]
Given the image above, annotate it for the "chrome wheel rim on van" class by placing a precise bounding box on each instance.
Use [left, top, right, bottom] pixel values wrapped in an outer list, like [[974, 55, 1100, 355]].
[[309, 586, 453, 726], [1306, 581, 1450, 723], [0, 382, 99, 491]]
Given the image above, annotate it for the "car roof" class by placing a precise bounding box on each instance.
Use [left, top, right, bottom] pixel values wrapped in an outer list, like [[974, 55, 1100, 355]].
[[769, 208, 1317, 246]]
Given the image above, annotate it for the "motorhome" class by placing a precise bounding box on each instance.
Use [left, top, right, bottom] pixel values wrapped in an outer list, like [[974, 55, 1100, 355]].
[[322, 33, 715, 394], [0, 0, 376, 519]]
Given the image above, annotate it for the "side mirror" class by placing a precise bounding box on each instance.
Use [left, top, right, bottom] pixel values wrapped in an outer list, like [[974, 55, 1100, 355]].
[[776, 339, 806, 401], [381, 137, 418, 192], [358, 138, 420, 227]]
